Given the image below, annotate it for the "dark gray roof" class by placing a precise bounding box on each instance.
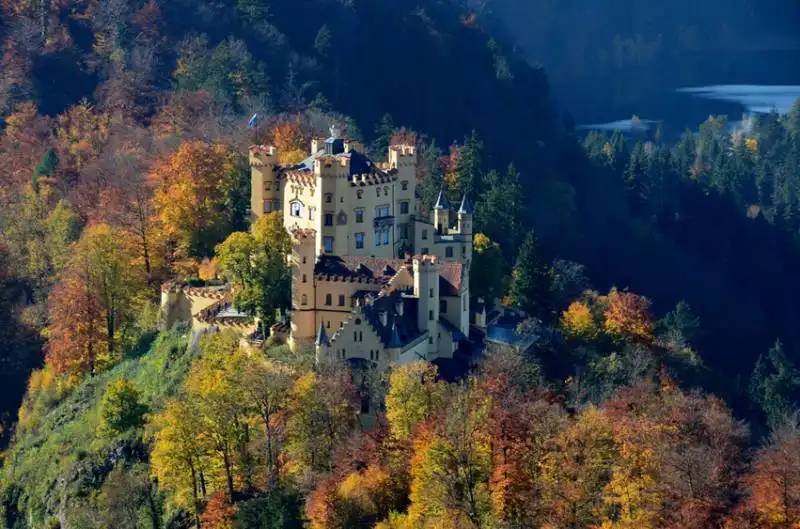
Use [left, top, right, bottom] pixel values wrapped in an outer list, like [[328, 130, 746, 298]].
[[362, 291, 422, 349], [458, 195, 473, 215], [316, 322, 330, 346], [439, 316, 466, 341], [434, 189, 451, 209], [288, 147, 387, 179]]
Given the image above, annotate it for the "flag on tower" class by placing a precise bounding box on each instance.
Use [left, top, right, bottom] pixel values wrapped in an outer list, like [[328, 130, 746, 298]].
[[248, 113, 259, 129]]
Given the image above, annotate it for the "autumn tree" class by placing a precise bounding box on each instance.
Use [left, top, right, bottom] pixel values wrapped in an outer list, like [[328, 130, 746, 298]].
[[46, 222, 143, 377], [151, 398, 210, 529], [201, 492, 238, 529], [385, 361, 447, 440], [185, 331, 248, 501], [561, 301, 600, 342], [235, 353, 295, 489], [150, 141, 243, 259], [286, 371, 359, 476], [740, 423, 800, 528], [603, 288, 654, 343]]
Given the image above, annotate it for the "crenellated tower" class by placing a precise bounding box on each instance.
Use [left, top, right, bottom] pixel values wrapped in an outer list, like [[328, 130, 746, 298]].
[[250, 145, 279, 220]]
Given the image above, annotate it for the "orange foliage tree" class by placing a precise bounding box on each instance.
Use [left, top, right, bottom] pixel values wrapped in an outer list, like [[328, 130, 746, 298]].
[[200, 492, 238, 529], [740, 426, 800, 528], [603, 288, 654, 343], [149, 141, 239, 259], [271, 119, 307, 165]]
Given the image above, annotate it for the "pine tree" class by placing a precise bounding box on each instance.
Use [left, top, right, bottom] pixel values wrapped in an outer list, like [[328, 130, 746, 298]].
[[508, 232, 552, 320]]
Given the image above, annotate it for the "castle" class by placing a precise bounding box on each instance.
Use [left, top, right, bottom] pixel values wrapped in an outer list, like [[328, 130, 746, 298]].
[[250, 126, 475, 367]]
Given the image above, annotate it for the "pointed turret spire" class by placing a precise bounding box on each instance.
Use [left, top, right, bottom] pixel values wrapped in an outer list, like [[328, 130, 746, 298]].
[[434, 189, 450, 209], [388, 321, 403, 349], [458, 195, 473, 215], [316, 322, 330, 346]]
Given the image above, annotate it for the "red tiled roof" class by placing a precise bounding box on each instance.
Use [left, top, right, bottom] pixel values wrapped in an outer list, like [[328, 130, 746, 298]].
[[439, 262, 463, 296]]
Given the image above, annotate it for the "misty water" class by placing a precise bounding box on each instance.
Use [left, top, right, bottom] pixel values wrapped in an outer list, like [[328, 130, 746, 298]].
[[569, 49, 800, 136]]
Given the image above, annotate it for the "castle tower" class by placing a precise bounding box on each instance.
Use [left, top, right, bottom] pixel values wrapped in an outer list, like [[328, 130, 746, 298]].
[[389, 144, 418, 243], [458, 195, 473, 264], [290, 228, 317, 350], [413, 255, 441, 357], [250, 145, 279, 220], [433, 190, 450, 234]]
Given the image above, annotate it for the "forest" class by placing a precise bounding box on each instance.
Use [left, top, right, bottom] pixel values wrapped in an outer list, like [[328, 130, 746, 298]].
[[2, 0, 800, 528]]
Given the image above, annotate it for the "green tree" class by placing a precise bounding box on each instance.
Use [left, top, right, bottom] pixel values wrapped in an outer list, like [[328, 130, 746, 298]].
[[508, 232, 552, 320], [475, 164, 524, 252], [449, 131, 484, 200], [100, 378, 149, 436], [215, 212, 291, 331], [660, 301, 701, 346], [470, 233, 504, 306], [314, 24, 332, 57], [750, 340, 800, 428]]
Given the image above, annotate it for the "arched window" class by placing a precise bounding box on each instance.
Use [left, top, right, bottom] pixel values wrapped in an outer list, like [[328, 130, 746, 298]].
[[357, 189, 363, 199], [301, 294, 308, 306], [302, 274, 307, 283]]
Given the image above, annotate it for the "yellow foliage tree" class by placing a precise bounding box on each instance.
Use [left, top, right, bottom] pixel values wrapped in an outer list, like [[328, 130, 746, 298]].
[[561, 301, 599, 341], [385, 361, 447, 440]]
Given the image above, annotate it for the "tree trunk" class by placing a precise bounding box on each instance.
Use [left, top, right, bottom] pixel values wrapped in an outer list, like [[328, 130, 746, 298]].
[[223, 448, 235, 502], [189, 459, 200, 529], [264, 408, 276, 489], [145, 477, 162, 529]]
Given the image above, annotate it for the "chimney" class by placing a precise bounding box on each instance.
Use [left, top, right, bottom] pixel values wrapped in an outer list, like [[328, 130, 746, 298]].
[[379, 310, 388, 327]]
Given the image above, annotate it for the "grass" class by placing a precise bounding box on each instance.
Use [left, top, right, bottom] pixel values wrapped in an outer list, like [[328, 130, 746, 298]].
[[0, 328, 198, 527]]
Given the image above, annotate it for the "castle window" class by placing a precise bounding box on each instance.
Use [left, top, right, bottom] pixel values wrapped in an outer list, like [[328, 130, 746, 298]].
[[376, 187, 381, 197], [274, 182, 280, 191], [360, 331, 363, 341], [355, 232, 365, 249], [327, 320, 331, 328], [429, 310, 434, 321], [375, 230, 382, 247], [429, 288, 434, 298], [429, 337, 433, 345], [264, 202, 273, 213], [357, 190, 363, 199], [382, 229, 389, 245], [323, 237, 334, 253], [309, 207, 316, 221], [421, 247, 429, 254], [290, 201, 302, 217], [302, 256, 307, 264], [325, 193, 333, 203], [355, 318, 361, 325], [375, 205, 390, 218], [355, 209, 364, 223], [301, 294, 308, 306], [340, 196, 344, 203], [400, 201, 409, 215], [462, 246, 466, 257], [338, 295, 345, 306], [401, 180, 409, 191], [422, 229, 428, 240], [384, 186, 389, 196], [440, 300, 448, 313], [375, 350, 380, 361], [302, 274, 307, 283], [324, 213, 334, 226], [325, 294, 332, 306], [337, 212, 347, 225], [446, 246, 454, 258]]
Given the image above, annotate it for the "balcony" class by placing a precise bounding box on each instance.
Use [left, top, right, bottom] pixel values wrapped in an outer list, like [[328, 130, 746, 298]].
[[373, 216, 395, 229]]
